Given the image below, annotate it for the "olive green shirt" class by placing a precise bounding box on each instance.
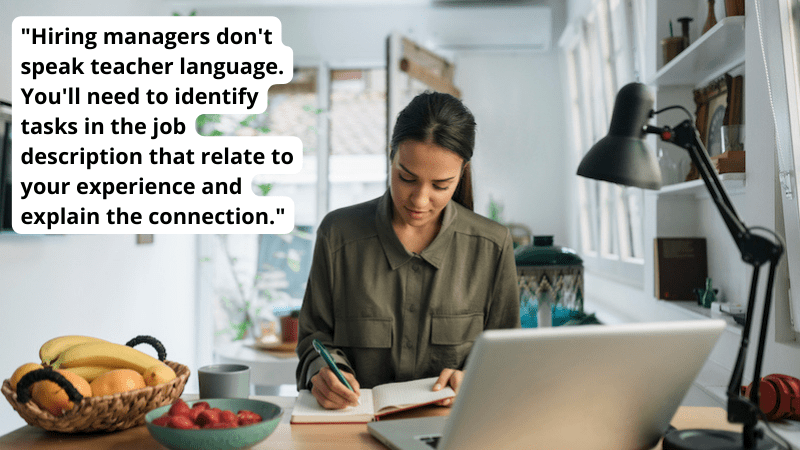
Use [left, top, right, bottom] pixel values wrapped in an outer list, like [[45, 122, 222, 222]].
[[296, 190, 521, 390]]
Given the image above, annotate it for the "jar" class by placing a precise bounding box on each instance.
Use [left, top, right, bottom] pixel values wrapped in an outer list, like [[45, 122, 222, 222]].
[[515, 236, 584, 327]]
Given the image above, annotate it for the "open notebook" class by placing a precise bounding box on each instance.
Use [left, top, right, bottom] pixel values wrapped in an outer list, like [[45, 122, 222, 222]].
[[291, 377, 455, 424]]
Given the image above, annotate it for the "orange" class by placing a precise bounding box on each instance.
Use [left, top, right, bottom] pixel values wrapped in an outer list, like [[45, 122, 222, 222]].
[[30, 369, 92, 416], [90, 368, 146, 397], [9, 362, 43, 390]]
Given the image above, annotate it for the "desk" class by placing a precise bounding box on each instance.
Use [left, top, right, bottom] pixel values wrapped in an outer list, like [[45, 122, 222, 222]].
[[0, 397, 741, 450], [214, 340, 299, 393]]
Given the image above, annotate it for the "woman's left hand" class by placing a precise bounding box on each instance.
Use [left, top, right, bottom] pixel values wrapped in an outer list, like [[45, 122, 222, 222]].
[[432, 368, 463, 407]]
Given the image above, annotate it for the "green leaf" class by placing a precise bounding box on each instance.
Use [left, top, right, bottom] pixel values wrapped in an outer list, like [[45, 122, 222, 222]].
[[232, 320, 251, 341], [239, 115, 258, 127], [257, 183, 273, 196]]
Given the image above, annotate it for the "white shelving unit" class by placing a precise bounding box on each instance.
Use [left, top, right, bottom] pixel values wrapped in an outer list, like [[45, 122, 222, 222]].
[[652, 16, 746, 86], [647, 3, 747, 328], [657, 172, 745, 197]]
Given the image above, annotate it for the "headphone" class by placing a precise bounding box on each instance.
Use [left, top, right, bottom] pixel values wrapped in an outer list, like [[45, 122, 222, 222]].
[[742, 374, 800, 421]]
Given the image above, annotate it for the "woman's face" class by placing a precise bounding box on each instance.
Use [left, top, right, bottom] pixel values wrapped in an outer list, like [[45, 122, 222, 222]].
[[390, 139, 464, 230]]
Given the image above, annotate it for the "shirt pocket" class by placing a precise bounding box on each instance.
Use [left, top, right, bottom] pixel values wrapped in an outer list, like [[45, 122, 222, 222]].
[[333, 317, 393, 348], [430, 313, 484, 345]]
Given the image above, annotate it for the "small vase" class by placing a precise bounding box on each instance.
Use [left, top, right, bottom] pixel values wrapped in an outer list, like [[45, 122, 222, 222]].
[[703, 0, 718, 34], [725, 0, 745, 16]]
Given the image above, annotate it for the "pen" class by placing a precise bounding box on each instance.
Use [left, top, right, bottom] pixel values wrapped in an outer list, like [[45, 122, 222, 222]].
[[669, 20, 674, 37], [312, 339, 359, 403]]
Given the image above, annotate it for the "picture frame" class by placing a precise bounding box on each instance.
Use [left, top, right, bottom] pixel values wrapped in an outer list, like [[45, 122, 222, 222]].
[[686, 74, 744, 180], [693, 74, 744, 154]]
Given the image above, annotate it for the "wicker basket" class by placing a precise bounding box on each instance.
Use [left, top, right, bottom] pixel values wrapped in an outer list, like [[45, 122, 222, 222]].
[[1, 360, 190, 433]]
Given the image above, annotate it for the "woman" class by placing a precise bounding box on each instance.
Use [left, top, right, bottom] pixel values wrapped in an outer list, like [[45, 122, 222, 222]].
[[295, 92, 520, 409]]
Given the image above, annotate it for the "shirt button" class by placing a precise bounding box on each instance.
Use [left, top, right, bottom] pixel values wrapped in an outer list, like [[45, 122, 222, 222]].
[[408, 304, 417, 313], [412, 264, 420, 272], [405, 339, 413, 349]]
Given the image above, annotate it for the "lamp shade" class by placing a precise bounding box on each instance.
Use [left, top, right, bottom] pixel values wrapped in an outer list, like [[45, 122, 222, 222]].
[[577, 82, 663, 190]]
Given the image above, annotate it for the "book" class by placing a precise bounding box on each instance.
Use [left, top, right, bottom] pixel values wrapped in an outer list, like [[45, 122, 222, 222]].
[[654, 237, 707, 301], [290, 377, 456, 424]]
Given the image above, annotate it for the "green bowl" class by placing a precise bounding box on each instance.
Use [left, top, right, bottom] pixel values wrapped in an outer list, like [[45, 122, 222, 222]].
[[145, 398, 283, 450]]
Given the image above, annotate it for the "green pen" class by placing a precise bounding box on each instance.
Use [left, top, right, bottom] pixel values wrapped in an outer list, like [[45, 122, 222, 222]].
[[312, 339, 359, 403]]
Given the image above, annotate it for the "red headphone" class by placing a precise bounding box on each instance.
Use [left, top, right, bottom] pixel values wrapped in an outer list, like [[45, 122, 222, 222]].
[[741, 374, 800, 421]]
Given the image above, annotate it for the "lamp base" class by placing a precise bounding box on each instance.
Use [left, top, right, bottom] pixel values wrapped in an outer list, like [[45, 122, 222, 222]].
[[663, 429, 781, 450]]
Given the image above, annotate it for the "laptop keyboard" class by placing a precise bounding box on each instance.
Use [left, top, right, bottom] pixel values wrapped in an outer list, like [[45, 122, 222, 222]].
[[418, 435, 441, 448]]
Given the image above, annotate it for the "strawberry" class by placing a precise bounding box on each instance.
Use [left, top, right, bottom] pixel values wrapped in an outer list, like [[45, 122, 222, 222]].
[[186, 408, 202, 422], [151, 415, 170, 427], [168, 399, 191, 417], [191, 401, 210, 412], [237, 409, 262, 427], [196, 409, 221, 427], [237, 410, 262, 422], [220, 410, 239, 425], [167, 415, 194, 430]]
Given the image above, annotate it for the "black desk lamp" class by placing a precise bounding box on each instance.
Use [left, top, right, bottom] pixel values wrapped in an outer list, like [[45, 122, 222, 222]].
[[577, 82, 784, 450]]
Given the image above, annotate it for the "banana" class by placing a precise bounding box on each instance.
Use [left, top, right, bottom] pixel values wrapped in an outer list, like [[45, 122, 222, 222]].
[[52, 341, 162, 373], [39, 335, 108, 365], [63, 365, 116, 382]]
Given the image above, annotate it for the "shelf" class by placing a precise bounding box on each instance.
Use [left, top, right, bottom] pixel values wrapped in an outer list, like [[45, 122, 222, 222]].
[[658, 300, 743, 334], [650, 172, 745, 198], [652, 16, 745, 87]]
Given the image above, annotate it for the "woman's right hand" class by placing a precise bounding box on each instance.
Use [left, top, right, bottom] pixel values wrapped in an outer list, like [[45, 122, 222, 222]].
[[310, 366, 361, 409]]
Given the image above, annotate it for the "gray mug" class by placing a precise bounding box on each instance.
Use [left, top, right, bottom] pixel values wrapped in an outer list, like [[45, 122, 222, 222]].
[[198, 364, 250, 399]]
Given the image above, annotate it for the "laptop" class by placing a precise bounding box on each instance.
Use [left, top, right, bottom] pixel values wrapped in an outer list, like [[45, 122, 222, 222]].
[[368, 319, 726, 450]]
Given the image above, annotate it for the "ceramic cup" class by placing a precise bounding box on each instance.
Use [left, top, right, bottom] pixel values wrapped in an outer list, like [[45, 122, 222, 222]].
[[720, 124, 744, 153], [198, 364, 250, 399], [281, 315, 299, 343], [661, 36, 687, 65]]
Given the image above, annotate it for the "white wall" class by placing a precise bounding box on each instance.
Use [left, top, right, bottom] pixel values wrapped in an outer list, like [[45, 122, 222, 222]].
[[458, 51, 567, 242], [0, 0, 198, 436]]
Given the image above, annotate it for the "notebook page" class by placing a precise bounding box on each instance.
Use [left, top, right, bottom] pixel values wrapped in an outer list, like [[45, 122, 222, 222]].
[[291, 389, 375, 422], [372, 377, 455, 413]]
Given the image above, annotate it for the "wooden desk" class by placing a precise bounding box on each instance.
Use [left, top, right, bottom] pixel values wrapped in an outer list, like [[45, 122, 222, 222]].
[[0, 397, 739, 450]]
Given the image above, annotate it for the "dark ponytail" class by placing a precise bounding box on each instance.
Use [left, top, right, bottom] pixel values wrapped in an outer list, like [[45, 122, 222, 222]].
[[390, 92, 476, 211]]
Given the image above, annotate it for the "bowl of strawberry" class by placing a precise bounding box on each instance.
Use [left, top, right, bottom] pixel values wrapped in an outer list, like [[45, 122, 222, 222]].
[[145, 398, 283, 450]]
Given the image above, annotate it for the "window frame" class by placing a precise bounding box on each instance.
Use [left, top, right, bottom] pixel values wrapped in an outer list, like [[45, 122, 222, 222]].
[[560, 0, 646, 288]]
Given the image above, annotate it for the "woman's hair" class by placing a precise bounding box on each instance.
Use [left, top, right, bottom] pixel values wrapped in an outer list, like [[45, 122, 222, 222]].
[[390, 91, 476, 211]]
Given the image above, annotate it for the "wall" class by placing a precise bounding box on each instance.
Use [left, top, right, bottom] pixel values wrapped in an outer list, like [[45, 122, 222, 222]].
[[0, 0, 199, 436], [458, 51, 567, 240]]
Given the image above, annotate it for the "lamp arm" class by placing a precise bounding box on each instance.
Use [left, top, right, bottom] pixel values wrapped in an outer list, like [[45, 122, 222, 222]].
[[657, 120, 748, 240], [648, 119, 785, 442]]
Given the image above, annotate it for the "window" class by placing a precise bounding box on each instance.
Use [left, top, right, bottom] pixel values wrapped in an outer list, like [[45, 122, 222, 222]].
[[329, 68, 388, 211], [197, 66, 390, 342], [561, 0, 646, 285]]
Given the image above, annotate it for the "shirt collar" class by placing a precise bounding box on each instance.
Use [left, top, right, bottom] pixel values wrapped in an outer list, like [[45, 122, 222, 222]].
[[376, 190, 458, 270]]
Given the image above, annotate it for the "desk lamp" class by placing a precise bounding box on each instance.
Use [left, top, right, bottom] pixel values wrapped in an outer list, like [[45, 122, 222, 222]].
[[577, 82, 784, 450]]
